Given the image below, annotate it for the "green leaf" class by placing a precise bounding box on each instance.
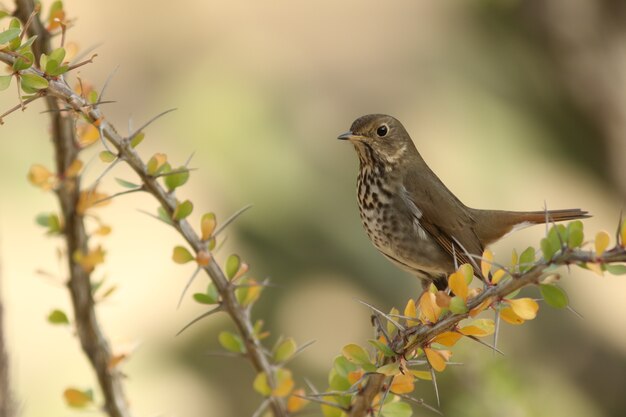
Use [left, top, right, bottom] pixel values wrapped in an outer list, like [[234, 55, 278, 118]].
[[253, 372, 272, 396], [129, 132, 144, 148], [377, 362, 401, 376], [449, 295, 468, 314], [87, 90, 98, 104], [547, 224, 567, 253], [13, 51, 34, 70], [382, 401, 412, 417], [342, 343, 372, 366], [539, 284, 568, 309], [99, 151, 116, 163], [225, 254, 241, 280], [328, 371, 351, 391], [368, 339, 395, 357], [172, 246, 193, 264], [0, 75, 11, 91], [36, 213, 61, 233], [164, 167, 190, 191], [47, 47, 66, 65], [48, 309, 69, 325], [567, 221, 584, 249], [20, 73, 49, 91], [192, 293, 217, 305], [18, 35, 37, 52], [519, 246, 535, 272], [605, 264, 626, 275], [39, 53, 48, 71], [540, 237, 556, 260], [273, 338, 297, 363], [173, 200, 193, 220], [0, 27, 20, 44], [333, 355, 357, 379], [115, 178, 140, 189], [218, 331, 245, 353]]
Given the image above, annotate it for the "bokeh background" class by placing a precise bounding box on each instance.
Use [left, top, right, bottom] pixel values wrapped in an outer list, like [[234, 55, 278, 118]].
[[1, 0, 626, 416]]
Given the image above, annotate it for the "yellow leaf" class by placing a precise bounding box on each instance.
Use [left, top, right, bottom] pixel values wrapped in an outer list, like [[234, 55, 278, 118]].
[[28, 164, 55, 190], [459, 319, 495, 337], [409, 370, 432, 380], [404, 298, 418, 326], [272, 369, 295, 397], [469, 297, 493, 317], [586, 262, 604, 276], [511, 249, 518, 268], [491, 269, 507, 284], [253, 372, 271, 396], [77, 124, 99, 147], [73, 247, 105, 273], [77, 190, 110, 215], [459, 263, 474, 283], [425, 348, 447, 372], [241, 279, 262, 307], [448, 270, 468, 301], [63, 388, 92, 408], [506, 298, 539, 320], [432, 331, 462, 347], [419, 292, 441, 323], [201, 213, 216, 240], [595, 231, 610, 256], [390, 373, 415, 394], [621, 220, 626, 248], [387, 307, 399, 335], [287, 389, 308, 413], [147, 153, 168, 175], [95, 225, 112, 236], [65, 159, 83, 178], [376, 363, 400, 376], [499, 306, 524, 325], [481, 249, 493, 279]]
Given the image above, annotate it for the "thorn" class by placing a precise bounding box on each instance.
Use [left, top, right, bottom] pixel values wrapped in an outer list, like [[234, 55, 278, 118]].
[[451, 236, 481, 272], [398, 394, 443, 415], [493, 308, 501, 357], [184, 151, 196, 167], [282, 339, 316, 365], [430, 367, 440, 407], [176, 305, 223, 336], [154, 167, 198, 179], [90, 187, 143, 206], [177, 266, 202, 309], [376, 377, 392, 417], [99, 64, 120, 102], [354, 298, 406, 331], [127, 108, 177, 141], [452, 242, 459, 271], [136, 209, 172, 226], [566, 304, 584, 319], [304, 378, 319, 395], [87, 157, 122, 191], [617, 209, 624, 246], [464, 334, 504, 355], [293, 394, 347, 410], [213, 204, 253, 238], [251, 398, 271, 417]]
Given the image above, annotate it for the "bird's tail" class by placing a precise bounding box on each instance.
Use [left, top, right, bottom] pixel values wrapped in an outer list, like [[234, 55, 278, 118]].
[[472, 208, 591, 246]]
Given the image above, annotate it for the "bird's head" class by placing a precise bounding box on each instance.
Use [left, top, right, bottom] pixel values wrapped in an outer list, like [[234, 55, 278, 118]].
[[337, 114, 415, 168]]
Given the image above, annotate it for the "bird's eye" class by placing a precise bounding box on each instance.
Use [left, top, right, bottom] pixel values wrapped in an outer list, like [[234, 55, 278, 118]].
[[376, 124, 388, 137]]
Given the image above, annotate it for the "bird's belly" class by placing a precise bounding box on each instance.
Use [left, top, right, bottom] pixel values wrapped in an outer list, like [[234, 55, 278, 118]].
[[358, 205, 453, 276]]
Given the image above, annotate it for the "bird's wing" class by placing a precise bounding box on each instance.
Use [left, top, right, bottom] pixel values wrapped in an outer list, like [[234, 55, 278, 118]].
[[400, 171, 484, 273]]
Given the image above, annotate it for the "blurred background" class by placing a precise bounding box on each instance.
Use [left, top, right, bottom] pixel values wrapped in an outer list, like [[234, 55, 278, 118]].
[[1, 0, 626, 416]]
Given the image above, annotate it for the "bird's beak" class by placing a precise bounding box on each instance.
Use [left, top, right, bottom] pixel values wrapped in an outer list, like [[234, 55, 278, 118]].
[[337, 131, 360, 141]]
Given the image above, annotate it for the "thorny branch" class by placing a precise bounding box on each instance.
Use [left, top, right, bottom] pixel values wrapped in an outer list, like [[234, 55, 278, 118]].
[[348, 247, 626, 417], [12, 1, 131, 417], [0, 9, 288, 416]]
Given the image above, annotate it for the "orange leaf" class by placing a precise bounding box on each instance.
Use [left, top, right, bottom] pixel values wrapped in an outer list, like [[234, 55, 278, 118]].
[[63, 388, 92, 408], [435, 291, 451, 308], [506, 298, 539, 320], [196, 250, 211, 267], [287, 389, 309, 413], [419, 292, 441, 323], [481, 249, 493, 279], [94, 225, 112, 236], [108, 353, 127, 370], [432, 331, 462, 347], [77, 190, 110, 215], [65, 159, 83, 178], [448, 270, 468, 301], [425, 348, 447, 372], [73, 246, 106, 273], [272, 369, 294, 398], [347, 369, 364, 385], [459, 319, 495, 337], [390, 373, 415, 394], [469, 297, 493, 317], [499, 306, 524, 325], [28, 164, 55, 190], [595, 231, 610, 256], [77, 124, 99, 147]]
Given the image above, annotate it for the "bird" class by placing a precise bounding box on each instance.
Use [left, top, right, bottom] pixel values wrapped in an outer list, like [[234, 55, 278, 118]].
[[338, 114, 589, 290]]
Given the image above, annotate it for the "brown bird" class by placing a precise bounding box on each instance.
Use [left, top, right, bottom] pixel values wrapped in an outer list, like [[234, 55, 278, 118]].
[[338, 114, 589, 290]]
